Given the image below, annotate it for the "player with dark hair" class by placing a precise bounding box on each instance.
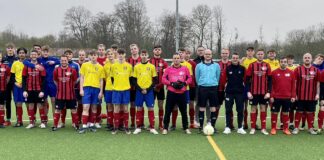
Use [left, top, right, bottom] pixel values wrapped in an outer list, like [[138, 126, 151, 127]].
[[52, 54, 78, 131], [23, 45, 60, 127], [149, 44, 168, 130], [3, 43, 17, 126], [133, 50, 158, 135], [111, 48, 133, 134], [57, 49, 80, 128], [162, 54, 192, 135], [223, 53, 246, 134], [22, 50, 46, 129], [270, 56, 296, 135], [0, 52, 11, 127], [10, 47, 29, 127]]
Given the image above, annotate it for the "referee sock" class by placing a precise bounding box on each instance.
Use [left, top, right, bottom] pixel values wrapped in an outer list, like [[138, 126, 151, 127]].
[[215, 108, 220, 120], [198, 111, 204, 128], [0, 108, 4, 125], [53, 112, 60, 128], [210, 111, 217, 127], [271, 113, 278, 130], [61, 108, 66, 124], [261, 111, 267, 130], [172, 110, 178, 126], [16, 105, 23, 123]]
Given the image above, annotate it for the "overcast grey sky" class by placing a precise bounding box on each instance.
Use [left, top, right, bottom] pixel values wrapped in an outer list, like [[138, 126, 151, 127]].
[[0, 0, 323, 43]]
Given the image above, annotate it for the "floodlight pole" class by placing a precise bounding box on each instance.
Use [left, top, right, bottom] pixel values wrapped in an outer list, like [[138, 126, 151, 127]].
[[175, 0, 179, 52]]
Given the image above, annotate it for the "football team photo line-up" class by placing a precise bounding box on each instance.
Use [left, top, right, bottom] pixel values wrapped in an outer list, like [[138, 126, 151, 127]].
[[0, 42, 323, 136]]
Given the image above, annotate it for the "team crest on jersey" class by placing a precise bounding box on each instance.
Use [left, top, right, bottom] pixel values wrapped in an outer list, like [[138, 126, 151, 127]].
[[179, 71, 184, 75], [123, 66, 127, 70], [159, 63, 163, 67], [277, 73, 280, 76], [310, 71, 315, 75], [0, 68, 5, 72], [261, 66, 267, 71], [146, 67, 150, 71], [66, 72, 71, 76], [285, 73, 290, 77]]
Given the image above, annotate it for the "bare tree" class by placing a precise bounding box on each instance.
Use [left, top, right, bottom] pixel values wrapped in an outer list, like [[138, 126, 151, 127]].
[[63, 6, 92, 47], [114, 0, 152, 50], [91, 12, 120, 47], [270, 29, 281, 53], [258, 25, 265, 48], [190, 5, 212, 47], [213, 6, 225, 54]]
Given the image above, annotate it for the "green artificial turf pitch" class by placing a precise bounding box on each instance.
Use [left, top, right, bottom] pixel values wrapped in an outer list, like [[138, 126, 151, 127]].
[[0, 101, 324, 160]]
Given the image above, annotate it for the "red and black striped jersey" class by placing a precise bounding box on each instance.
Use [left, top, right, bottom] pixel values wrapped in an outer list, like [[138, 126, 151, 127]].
[[127, 57, 141, 67], [0, 64, 10, 91], [22, 65, 46, 91], [246, 61, 271, 95], [149, 57, 168, 89], [218, 60, 231, 91], [54, 66, 78, 100], [295, 65, 320, 101]]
